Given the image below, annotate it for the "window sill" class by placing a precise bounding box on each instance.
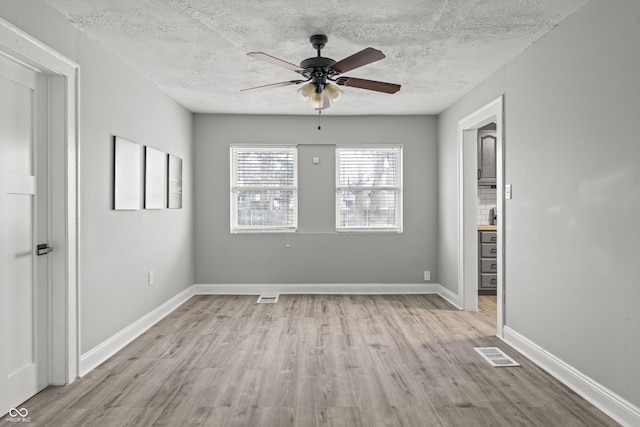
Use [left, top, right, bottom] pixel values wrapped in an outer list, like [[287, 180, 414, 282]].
[[336, 228, 403, 234], [231, 228, 297, 234]]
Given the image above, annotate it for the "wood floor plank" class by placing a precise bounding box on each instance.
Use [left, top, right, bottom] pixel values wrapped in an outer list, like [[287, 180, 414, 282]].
[[2, 295, 620, 426]]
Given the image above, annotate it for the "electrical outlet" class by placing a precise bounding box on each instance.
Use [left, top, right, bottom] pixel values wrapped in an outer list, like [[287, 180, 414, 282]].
[[148, 270, 154, 286], [424, 271, 431, 281]]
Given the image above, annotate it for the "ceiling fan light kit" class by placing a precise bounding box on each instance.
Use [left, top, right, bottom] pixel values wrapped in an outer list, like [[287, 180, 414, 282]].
[[296, 82, 314, 102], [324, 83, 342, 102], [242, 34, 400, 111]]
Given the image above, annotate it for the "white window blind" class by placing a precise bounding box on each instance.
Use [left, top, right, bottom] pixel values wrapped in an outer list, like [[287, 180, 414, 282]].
[[336, 145, 403, 232], [231, 145, 297, 232]]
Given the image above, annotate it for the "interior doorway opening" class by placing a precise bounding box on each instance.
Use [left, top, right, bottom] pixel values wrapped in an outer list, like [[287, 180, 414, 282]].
[[457, 96, 504, 337], [477, 122, 497, 297]]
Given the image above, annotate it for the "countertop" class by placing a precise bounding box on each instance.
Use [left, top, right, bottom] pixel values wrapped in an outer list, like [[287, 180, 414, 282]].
[[477, 225, 497, 231]]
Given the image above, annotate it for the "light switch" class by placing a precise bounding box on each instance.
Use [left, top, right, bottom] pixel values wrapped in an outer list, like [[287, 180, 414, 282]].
[[505, 184, 512, 199], [313, 157, 320, 164]]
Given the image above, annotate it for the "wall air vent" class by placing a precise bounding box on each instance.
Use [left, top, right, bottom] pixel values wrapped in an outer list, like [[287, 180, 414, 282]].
[[474, 347, 520, 367], [257, 294, 279, 304]]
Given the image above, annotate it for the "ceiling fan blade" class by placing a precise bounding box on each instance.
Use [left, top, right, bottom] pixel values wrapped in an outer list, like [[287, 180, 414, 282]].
[[241, 80, 303, 93], [329, 47, 386, 74], [335, 77, 401, 94], [247, 52, 305, 73]]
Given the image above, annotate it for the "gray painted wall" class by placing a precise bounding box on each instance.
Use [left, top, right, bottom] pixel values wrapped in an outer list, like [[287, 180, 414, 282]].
[[438, 0, 640, 407], [5, 0, 637, 414], [194, 115, 438, 285], [0, 1, 195, 353]]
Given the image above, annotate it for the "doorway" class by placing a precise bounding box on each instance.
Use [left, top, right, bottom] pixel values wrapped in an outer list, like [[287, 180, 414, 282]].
[[457, 96, 504, 337], [0, 17, 80, 415], [477, 122, 497, 296]]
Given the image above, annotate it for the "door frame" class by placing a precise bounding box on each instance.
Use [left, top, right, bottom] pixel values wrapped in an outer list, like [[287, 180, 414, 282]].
[[457, 95, 504, 337], [0, 18, 80, 384]]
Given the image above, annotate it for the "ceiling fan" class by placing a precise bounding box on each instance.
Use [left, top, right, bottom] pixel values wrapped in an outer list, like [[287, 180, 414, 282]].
[[241, 34, 401, 110]]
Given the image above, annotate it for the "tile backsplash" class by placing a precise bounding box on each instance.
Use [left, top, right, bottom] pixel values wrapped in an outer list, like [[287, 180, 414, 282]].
[[477, 187, 497, 224]]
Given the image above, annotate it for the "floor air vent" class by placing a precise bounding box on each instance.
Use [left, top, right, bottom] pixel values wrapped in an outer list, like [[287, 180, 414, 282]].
[[257, 294, 279, 304], [474, 347, 520, 367]]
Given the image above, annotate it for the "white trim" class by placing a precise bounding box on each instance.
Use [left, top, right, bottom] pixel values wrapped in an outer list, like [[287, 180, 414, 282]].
[[193, 283, 440, 295], [335, 145, 404, 233], [0, 18, 80, 384], [436, 284, 462, 310], [78, 287, 195, 377], [230, 144, 298, 233], [456, 96, 504, 336], [502, 326, 640, 427]]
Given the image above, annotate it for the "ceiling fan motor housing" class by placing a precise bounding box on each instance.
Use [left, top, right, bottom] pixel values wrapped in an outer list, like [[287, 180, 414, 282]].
[[300, 58, 335, 93], [301, 35, 338, 93], [300, 56, 335, 70]]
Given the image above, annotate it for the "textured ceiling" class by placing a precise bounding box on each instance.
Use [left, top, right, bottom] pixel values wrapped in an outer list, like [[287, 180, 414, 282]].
[[43, 0, 588, 115]]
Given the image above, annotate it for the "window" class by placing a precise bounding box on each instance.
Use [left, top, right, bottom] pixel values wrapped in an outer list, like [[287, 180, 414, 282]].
[[336, 145, 403, 232], [230, 145, 297, 232]]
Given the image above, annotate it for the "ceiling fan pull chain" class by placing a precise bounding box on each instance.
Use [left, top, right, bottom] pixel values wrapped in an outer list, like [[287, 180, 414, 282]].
[[318, 109, 322, 130]]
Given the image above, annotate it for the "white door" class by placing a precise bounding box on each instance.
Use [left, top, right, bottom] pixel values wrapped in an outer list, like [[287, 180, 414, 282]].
[[0, 53, 50, 416]]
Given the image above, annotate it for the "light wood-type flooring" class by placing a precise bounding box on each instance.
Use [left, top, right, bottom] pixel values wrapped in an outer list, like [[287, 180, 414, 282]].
[[3, 295, 618, 426]]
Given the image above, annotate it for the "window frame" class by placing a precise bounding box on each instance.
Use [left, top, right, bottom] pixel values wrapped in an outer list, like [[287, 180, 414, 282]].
[[335, 144, 404, 233], [230, 144, 298, 233]]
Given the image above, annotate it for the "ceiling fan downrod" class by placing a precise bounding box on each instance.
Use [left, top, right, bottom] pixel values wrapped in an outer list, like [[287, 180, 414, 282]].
[[310, 34, 328, 56]]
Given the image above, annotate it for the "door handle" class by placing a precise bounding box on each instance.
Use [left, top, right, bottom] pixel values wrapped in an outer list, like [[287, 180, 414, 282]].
[[37, 243, 53, 256]]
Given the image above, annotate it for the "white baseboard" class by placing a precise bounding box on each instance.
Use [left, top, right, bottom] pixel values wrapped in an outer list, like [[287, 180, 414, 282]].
[[503, 326, 640, 427], [436, 284, 462, 309], [78, 286, 194, 377], [193, 282, 441, 295]]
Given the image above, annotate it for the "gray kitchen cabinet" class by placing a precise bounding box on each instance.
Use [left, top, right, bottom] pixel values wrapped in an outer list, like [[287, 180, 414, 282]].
[[478, 130, 497, 186], [479, 230, 497, 293]]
